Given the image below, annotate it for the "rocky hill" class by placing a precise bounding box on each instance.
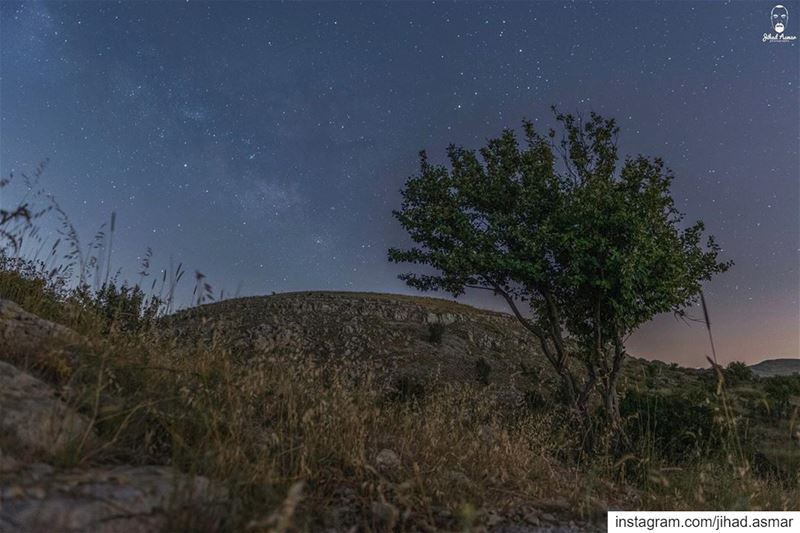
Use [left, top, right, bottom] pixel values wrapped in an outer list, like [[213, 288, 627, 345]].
[[166, 291, 554, 398], [165, 291, 679, 397], [750, 358, 800, 377], [166, 291, 800, 473]]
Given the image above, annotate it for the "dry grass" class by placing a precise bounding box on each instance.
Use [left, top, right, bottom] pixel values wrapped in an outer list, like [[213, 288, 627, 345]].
[[60, 329, 586, 530], [10, 309, 793, 531]]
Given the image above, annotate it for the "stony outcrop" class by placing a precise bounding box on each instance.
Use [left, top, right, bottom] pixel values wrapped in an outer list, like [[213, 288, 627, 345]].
[[166, 291, 548, 395], [0, 300, 225, 533], [0, 300, 80, 360], [0, 464, 225, 532], [0, 361, 91, 460]]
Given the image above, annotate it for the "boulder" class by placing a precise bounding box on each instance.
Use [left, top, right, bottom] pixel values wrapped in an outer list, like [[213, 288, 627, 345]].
[[0, 299, 80, 374], [370, 501, 398, 528], [0, 361, 91, 459], [0, 464, 225, 532], [374, 448, 401, 474]]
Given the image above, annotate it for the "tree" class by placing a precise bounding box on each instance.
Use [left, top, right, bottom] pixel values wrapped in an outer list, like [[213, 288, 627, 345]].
[[724, 361, 754, 386], [388, 110, 731, 449]]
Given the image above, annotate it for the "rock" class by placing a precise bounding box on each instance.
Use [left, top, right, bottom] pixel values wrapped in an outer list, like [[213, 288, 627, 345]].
[[433, 506, 452, 520], [523, 510, 541, 526], [374, 448, 401, 474], [486, 511, 504, 527], [0, 464, 225, 532], [443, 469, 472, 490], [477, 424, 497, 445], [0, 361, 92, 459], [164, 292, 541, 406], [0, 450, 21, 473], [425, 312, 457, 325], [370, 501, 398, 528], [325, 486, 359, 529], [0, 300, 80, 358]]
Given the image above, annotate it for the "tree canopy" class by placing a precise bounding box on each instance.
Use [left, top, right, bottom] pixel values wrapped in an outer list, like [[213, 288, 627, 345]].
[[389, 110, 731, 444]]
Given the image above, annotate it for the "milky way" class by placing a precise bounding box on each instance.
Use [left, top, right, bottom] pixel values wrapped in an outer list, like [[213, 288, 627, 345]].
[[1, 1, 797, 365]]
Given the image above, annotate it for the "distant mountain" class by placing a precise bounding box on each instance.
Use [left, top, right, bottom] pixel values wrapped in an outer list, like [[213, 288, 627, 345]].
[[750, 358, 800, 377]]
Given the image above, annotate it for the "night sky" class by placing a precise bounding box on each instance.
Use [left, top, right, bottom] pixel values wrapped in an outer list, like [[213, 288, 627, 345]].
[[1, 1, 798, 366]]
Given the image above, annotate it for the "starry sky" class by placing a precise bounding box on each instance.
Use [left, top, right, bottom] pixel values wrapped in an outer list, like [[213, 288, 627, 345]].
[[1, 1, 798, 366]]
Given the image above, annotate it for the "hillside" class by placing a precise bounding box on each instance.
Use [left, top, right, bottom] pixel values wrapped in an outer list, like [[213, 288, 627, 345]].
[[167, 291, 800, 477], [2, 290, 798, 531], [166, 291, 551, 400], [166, 291, 660, 394], [751, 358, 800, 377]]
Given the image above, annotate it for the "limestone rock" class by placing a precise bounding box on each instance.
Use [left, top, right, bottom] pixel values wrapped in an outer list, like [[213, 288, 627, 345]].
[[0, 299, 80, 372], [0, 464, 225, 532], [374, 448, 400, 474], [370, 501, 398, 528], [0, 361, 91, 459], [164, 291, 548, 395], [425, 312, 457, 325]]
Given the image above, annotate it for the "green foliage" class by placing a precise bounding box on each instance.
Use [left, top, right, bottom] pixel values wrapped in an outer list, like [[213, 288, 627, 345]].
[[621, 389, 717, 461], [724, 361, 754, 386], [75, 282, 162, 334], [475, 357, 491, 385], [761, 375, 800, 418], [390, 110, 728, 339], [0, 255, 69, 322], [427, 322, 446, 344], [389, 109, 731, 437]]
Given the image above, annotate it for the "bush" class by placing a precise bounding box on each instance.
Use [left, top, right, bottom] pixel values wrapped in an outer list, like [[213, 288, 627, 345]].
[[762, 375, 800, 419], [621, 389, 717, 461], [427, 322, 446, 344], [724, 361, 754, 386], [388, 374, 428, 403], [75, 282, 162, 334], [475, 357, 491, 385], [0, 255, 69, 322]]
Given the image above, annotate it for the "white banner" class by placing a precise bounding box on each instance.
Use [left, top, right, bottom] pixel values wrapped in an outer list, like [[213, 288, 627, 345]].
[[608, 511, 799, 533]]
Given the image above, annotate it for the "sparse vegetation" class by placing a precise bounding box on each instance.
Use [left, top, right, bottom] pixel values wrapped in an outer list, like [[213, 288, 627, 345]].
[[426, 321, 446, 344], [725, 360, 755, 386], [475, 357, 492, 385]]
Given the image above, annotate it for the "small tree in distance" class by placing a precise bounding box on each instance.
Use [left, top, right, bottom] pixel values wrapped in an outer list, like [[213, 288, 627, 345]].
[[389, 109, 731, 451]]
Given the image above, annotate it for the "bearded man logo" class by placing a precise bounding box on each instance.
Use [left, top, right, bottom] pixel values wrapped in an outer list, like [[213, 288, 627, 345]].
[[763, 5, 796, 42], [771, 5, 788, 34]]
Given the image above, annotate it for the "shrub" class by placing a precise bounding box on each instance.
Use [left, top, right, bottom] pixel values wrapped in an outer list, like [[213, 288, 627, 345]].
[[388, 374, 428, 403], [475, 357, 491, 385], [724, 361, 754, 386], [0, 255, 69, 322], [75, 282, 162, 334], [621, 389, 717, 461], [762, 375, 800, 419], [427, 322, 446, 344]]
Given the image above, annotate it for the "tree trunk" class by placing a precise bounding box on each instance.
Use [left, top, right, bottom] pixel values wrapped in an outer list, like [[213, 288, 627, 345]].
[[604, 337, 630, 452]]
